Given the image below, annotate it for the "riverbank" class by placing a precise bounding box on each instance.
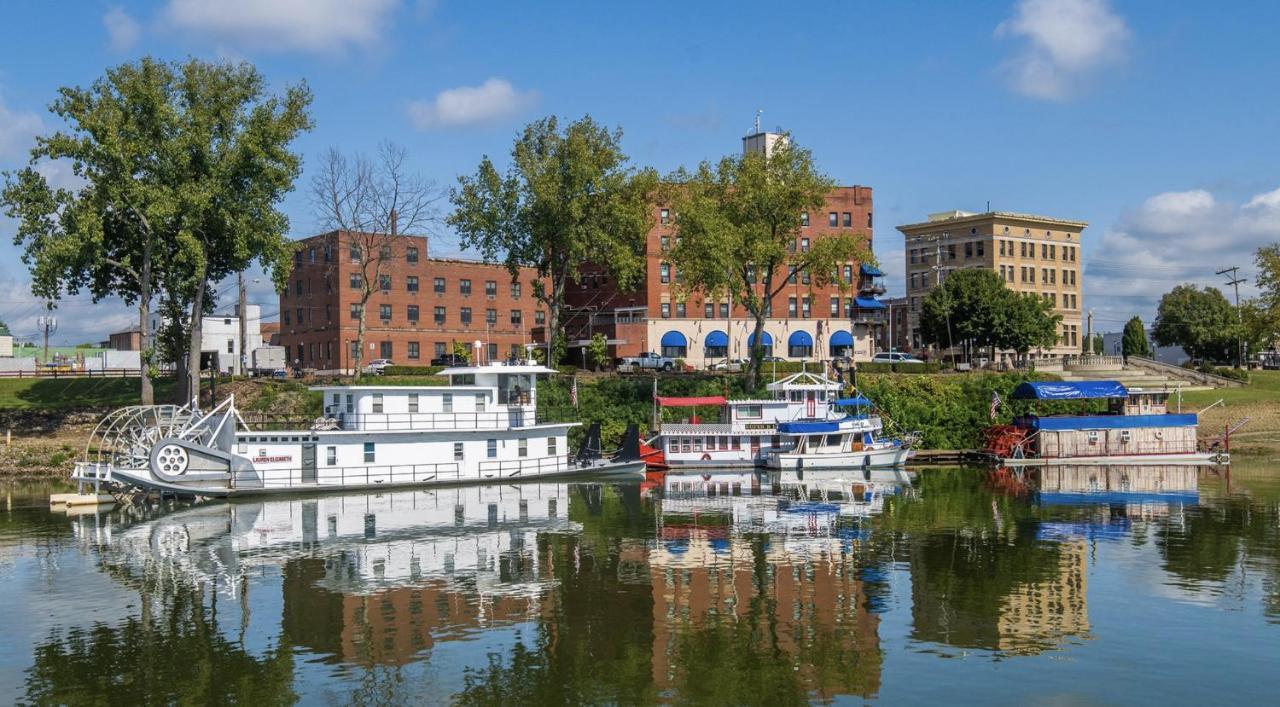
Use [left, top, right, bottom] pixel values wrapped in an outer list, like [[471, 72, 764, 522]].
[[1181, 370, 1280, 460]]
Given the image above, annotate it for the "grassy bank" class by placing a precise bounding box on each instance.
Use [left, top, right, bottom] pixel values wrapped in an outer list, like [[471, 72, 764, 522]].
[[1181, 370, 1280, 459], [0, 377, 177, 410]]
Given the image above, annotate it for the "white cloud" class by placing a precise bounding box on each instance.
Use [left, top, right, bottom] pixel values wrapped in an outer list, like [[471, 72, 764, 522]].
[[407, 78, 537, 130], [0, 98, 42, 161], [103, 7, 141, 52], [1086, 187, 1280, 331], [161, 0, 401, 53], [995, 0, 1129, 100]]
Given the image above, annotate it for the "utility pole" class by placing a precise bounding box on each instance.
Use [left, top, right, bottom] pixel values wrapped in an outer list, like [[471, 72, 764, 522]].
[[1217, 266, 1246, 368], [36, 312, 56, 365], [238, 272, 248, 377], [931, 238, 955, 364], [1086, 309, 1094, 354]]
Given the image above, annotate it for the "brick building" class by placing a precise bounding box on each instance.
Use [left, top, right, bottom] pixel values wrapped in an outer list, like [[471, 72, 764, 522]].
[[560, 129, 883, 368], [278, 231, 541, 372]]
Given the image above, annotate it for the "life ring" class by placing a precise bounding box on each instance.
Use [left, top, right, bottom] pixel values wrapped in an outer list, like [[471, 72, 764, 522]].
[[701, 453, 712, 461]]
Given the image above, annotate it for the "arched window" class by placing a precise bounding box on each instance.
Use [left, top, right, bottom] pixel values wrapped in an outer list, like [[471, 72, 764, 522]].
[[660, 331, 687, 358], [748, 331, 774, 358], [788, 331, 813, 358], [704, 330, 728, 358], [830, 330, 853, 357]]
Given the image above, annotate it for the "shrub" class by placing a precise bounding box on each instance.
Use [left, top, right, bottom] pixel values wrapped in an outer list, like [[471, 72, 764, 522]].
[[382, 365, 445, 376]]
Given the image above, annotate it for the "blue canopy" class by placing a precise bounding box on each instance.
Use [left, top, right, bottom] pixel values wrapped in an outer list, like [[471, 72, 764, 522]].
[[660, 331, 687, 347], [860, 264, 884, 277], [1023, 413, 1198, 431], [748, 331, 773, 346], [1011, 381, 1128, 400], [830, 330, 853, 346], [704, 330, 728, 347], [854, 297, 886, 310], [778, 420, 841, 434], [788, 330, 813, 346], [835, 396, 873, 407]]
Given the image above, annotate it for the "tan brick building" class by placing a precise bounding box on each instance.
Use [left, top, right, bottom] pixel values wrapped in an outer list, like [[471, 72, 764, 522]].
[[561, 130, 883, 367], [278, 231, 541, 372], [897, 210, 1087, 362]]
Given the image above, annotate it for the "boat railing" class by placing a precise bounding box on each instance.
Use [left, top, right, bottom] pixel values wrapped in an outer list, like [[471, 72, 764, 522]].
[[478, 455, 572, 477], [333, 409, 554, 431], [231, 461, 465, 489], [661, 423, 735, 435]]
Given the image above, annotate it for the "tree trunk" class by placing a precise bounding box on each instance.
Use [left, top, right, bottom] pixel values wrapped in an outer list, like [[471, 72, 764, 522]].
[[745, 313, 767, 391], [138, 242, 154, 405], [353, 285, 369, 379], [184, 261, 207, 407]]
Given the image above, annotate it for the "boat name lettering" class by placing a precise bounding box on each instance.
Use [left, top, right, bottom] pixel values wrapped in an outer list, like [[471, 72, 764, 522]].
[[253, 455, 293, 463]]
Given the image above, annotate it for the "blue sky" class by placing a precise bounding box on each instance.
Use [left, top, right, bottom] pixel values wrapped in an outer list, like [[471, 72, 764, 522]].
[[2, 0, 1279, 344]]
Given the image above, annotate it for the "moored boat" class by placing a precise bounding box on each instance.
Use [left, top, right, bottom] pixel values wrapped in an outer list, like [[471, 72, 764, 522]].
[[72, 360, 644, 498]]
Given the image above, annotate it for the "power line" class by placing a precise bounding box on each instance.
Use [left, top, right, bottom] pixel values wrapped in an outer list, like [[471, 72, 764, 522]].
[[1217, 266, 1247, 368]]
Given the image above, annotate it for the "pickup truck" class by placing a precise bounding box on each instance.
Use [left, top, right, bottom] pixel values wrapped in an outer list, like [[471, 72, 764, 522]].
[[618, 352, 679, 372]]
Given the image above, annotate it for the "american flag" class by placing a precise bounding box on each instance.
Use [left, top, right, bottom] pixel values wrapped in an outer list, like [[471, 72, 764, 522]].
[[989, 390, 1002, 421], [570, 376, 579, 408]]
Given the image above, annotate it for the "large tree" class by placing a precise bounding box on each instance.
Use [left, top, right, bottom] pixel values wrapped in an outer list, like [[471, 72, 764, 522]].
[[666, 136, 873, 388], [449, 116, 657, 364], [311, 143, 440, 377], [2, 57, 311, 405], [919, 269, 1060, 363], [1122, 316, 1150, 358], [999, 290, 1062, 359], [1152, 284, 1238, 363]]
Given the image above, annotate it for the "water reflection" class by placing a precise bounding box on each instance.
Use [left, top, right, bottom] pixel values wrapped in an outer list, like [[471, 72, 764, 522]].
[[4, 462, 1279, 704]]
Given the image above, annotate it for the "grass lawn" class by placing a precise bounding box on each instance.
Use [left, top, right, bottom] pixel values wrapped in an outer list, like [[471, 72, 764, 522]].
[[0, 377, 176, 410], [1180, 370, 1280, 458]]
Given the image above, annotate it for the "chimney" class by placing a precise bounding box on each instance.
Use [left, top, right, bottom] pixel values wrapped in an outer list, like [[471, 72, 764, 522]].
[[390, 209, 398, 236]]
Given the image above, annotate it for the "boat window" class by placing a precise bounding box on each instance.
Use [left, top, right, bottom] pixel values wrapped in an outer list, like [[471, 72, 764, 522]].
[[237, 442, 247, 454], [487, 439, 497, 458], [326, 446, 336, 465], [372, 393, 384, 414], [548, 436, 558, 456], [693, 437, 703, 452], [443, 393, 453, 413], [737, 405, 762, 420], [345, 394, 353, 414], [408, 393, 419, 414], [705, 436, 715, 450], [363, 442, 375, 463], [476, 394, 486, 413], [681, 438, 692, 454], [498, 374, 533, 405], [731, 437, 741, 450], [454, 442, 464, 461], [451, 374, 475, 386], [518, 439, 528, 457], [668, 438, 679, 452]]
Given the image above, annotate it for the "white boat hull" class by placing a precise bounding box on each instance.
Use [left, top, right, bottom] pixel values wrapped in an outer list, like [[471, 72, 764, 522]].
[[766, 446, 913, 470]]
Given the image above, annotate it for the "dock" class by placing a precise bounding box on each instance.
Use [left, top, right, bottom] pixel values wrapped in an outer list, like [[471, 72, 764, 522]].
[[910, 449, 996, 465]]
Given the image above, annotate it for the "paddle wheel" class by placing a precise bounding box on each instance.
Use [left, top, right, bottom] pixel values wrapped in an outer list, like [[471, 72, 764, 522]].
[[983, 424, 1033, 459]]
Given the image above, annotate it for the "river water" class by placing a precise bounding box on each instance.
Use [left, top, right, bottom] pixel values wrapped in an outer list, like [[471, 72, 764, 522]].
[[1, 463, 1277, 705]]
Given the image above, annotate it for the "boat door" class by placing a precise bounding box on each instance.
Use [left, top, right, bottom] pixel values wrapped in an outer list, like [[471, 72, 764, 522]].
[[807, 391, 816, 417], [301, 443, 317, 483], [750, 435, 760, 459]]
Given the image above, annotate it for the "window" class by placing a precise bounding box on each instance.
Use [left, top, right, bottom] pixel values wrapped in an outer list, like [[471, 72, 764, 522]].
[[294, 279, 302, 295], [459, 279, 471, 295], [454, 442, 464, 461], [548, 436, 557, 456], [705, 303, 714, 318], [867, 212, 873, 228], [407, 276, 419, 292], [408, 305, 419, 322], [660, 236, 670, 251], [719, 303, 729, 318], [948, 244, 956, 260], [461, 307, 472, 324], [349, 273, 362, 289], [434, 342, 446, 356], [843, 264, 853, 283], [661, 303, 671, 319], [964, 242, 973, 258], [801, 211, 809, 227], [226, 339, 234, 354], [434, 277, 446, 293], [349, 303, 361, 320], [510, 281, 521, 299], [380, 341, 392, 359], [283, 311, 291, 326], [830, 297, 839, 316], [485, 280, 497, 297], [800, 238, 810, 252], [378, 245, 392, 260], [408, 342, 420, 359], [363, 442, 375, 463], [842, 212, 851, 227], [518, 439, 527, 457], [349, 244, 361, 262], [296, 308, 303, 326], [487, 439, 497, 458], [372, 393, 384, 413], [443, 393, 453, 413], [510, 310, 522, 326], [660, 208, 670, 225], [434, 306, 446, 324], [379, 274, 391, 292], [476, 394, 486, 412], [660, 262, 670, 284], [345, 394, 353, 414], [828, 212, 837, 227], [788, 297, 797, 317], [801, 296, 811, 318], [486, 308, 497, 325], [737, 405, 762, 420], [535, 310, 546, 325], [1020, 241, 1028, 258], [976, 241, 985, 257], [406, 246, 419, 263], [379, 304, 392, 321], [326, 446, 336, 465]]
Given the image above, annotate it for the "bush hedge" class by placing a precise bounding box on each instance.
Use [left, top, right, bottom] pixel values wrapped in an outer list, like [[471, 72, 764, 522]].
[[1190, 362, 1249, 382], [382, 365, 445, 376]]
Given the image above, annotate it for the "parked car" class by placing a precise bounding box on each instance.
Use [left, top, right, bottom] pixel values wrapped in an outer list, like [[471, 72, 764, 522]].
[[762, 355, 785, 363], [872, 352, 924, 365], [363, 359, 394, 375], [430, 354, 469, 367], [270, 369, 288, 379], [708, 358, 749, 372], [619, 352, 679, 372]]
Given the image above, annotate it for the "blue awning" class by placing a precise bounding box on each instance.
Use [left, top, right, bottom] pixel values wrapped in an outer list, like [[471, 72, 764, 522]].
[[1020, 413, 1198, 431], [830, 330, 853, 346], [660, 331, 687, 347], [835, 396, 872, 407], [704, 330, 728, 347], [854, 297, 886, 310], [778, 420, 841, 434], [788, 330, 812, 347], [1011, 381, 1128, 400], [860, 264, 884, 277], [748, 331, 773, 346]]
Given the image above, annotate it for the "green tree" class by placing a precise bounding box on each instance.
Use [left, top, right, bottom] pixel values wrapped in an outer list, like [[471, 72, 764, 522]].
[[1256, 244, 1280, 310], [1241, 298, 1279, 358], [666, 136, 873, 388], [452, 340, 471, 362], [586, 332, 609, 371], [918, 269, 1059, 363], [2, 57, 312, 404], [999, 291, 1063, 359], [449, 116, 656, 365], [1152, 284, 1238, 363], [1122, 316, 1150, 358]]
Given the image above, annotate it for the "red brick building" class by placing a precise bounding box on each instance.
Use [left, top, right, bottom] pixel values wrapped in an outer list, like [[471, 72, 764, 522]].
[[279, 231, 541, 372], [561, 130, 880, 366]]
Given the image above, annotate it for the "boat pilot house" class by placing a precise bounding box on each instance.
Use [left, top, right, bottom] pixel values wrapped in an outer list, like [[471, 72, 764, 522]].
[[1009, 381, 1199, 460]]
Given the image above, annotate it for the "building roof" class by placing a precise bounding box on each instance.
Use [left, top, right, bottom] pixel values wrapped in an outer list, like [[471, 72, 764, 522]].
[[896, 210, 1088, 232]]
